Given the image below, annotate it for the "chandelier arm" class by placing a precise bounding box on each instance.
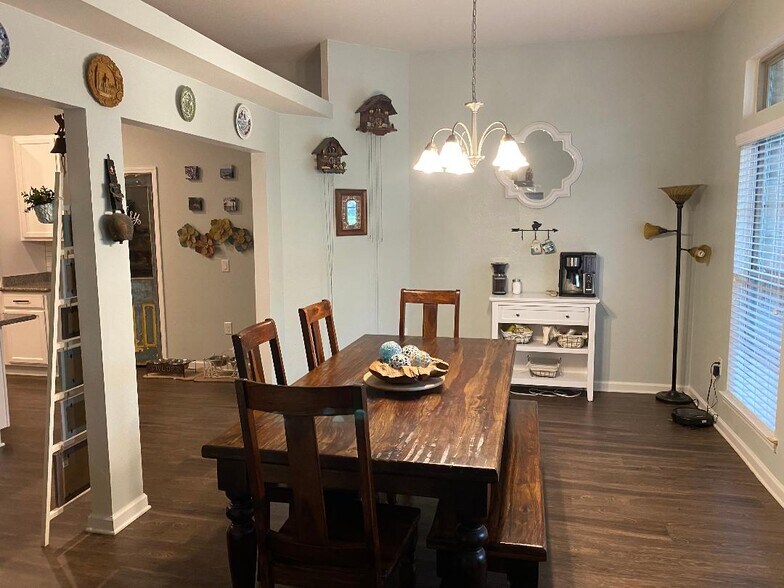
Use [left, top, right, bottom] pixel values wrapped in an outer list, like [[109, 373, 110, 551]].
[[477, 122, 509, 155], [430, 127, 457, 143], [451, 121, 474, 154]]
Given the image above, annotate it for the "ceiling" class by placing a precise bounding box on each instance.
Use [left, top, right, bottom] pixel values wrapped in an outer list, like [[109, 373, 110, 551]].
[[141, 0, 732, 67]]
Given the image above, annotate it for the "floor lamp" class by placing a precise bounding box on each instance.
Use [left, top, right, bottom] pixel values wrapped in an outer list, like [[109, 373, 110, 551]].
[[643, 185, 711, 404]]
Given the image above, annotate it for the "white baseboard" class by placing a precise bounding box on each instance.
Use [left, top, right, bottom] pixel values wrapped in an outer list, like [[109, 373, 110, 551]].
[[86, 493, 151, 535], [686, 386, 784, 509], [596, 381, 688, 395]]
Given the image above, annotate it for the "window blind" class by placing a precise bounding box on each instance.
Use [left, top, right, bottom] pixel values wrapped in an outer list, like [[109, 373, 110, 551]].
[[728, 131, 784, 431]]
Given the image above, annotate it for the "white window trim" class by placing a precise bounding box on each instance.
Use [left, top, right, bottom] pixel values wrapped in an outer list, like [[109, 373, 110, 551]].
[[743, 32, 784, 118], [720, 389, 779, 452], [736, 113, 784, 146]]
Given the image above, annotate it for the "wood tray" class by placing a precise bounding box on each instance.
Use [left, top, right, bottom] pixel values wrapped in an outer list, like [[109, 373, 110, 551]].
[[368, 358, 449, 385]]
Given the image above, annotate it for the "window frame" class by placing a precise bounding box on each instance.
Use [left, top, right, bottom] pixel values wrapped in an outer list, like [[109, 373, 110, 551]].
[[758, 47, 784, 112]]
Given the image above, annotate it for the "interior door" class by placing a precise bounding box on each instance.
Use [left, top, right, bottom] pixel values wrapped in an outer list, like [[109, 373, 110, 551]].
[[125, 172, 163, 365], [12, 135, 57, 241]]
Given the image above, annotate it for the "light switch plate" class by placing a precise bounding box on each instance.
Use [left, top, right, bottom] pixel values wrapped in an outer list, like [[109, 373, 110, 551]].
[[224, 322, 233, 335], [221, 259, 230, 272]]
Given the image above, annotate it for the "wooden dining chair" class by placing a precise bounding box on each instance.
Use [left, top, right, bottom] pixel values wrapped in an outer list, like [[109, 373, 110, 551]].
[[298, 299, 339, 371], [232, 318, 287, 385], [235, 379, 420, 587], [399, 289, 461, 339]]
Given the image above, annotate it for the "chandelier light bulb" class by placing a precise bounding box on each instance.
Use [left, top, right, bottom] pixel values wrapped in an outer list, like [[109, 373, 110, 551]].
[[439, 134, 465, 170], [492, 134, 528, 172], [413, 142, 443, 173]]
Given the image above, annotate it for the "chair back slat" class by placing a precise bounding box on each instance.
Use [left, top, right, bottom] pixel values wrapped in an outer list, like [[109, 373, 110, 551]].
[[399, 289, 461, 339], [232, 318, 287, 384], [234, 379, 380, 581], [299, 299, 339, 371]]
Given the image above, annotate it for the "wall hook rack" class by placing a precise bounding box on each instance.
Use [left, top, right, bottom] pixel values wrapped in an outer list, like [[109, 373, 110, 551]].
[[511, 221, 558, 241]]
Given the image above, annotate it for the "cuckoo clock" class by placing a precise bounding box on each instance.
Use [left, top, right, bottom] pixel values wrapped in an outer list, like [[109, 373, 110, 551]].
[[356, 94, 397, 136], [312, 137, 347, 174]]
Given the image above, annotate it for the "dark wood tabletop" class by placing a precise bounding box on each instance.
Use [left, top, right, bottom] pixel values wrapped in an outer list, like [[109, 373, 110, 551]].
[[202, 334, 516, 588], [203, 334, 515, 482]]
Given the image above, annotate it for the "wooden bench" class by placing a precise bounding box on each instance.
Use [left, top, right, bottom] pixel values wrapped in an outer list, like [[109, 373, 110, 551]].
[[427, 399, 546, 587]]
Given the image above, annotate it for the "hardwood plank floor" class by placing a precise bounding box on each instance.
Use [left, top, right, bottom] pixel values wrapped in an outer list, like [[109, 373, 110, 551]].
[[1, 374, 783, 586]]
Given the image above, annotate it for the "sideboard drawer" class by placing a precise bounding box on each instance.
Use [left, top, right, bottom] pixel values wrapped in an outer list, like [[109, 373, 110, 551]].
[[2, 292, 46, 310], [498, 305, 589, 325]]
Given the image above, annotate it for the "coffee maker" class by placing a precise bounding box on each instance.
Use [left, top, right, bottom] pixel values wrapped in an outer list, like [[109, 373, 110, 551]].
[[559, 252, 597, 297]]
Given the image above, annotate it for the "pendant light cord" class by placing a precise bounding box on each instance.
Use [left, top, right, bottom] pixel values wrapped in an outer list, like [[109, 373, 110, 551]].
[[471, 0, 478, 102]]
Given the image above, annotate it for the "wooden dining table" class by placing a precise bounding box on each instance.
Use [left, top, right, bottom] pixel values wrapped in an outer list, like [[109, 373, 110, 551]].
[[202, 334, 516, 588]]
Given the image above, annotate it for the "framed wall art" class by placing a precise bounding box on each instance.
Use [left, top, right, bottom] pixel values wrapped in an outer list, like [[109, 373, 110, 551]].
[[184, 165, 200, 180], [223, 197, 239, 213], [335, 189, 367, 237], [188, 197, 204, 212], [85, 54, 124, 107]]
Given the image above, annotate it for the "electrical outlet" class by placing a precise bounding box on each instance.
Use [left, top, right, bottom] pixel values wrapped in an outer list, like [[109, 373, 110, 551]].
[[711, 358, 722, 379], [224, 322, 233, 335], [221, 259, 230, 273]]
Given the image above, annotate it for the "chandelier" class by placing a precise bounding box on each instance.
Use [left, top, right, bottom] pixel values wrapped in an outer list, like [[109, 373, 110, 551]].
[[414, 0, 528, 175]]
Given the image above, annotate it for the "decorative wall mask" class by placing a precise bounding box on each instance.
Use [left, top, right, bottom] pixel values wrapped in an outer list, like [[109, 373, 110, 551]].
[[102, 155, 134, 243], [188, 197, 204, 211], [0, 22, 10, 67], [234, 104, 252, 139], [86, 54, 124, 107], [335, 189, 367, 236], [312, 137, 347, 174], [356, 94, 397, 136], [220, 166, 235, 179], [177, 218, 253, 258], [177, 85, 196, 122], [184, 166, 200, 180]]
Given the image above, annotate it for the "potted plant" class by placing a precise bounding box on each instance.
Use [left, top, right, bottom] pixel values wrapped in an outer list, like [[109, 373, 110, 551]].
[[21, 185, 55, 224]]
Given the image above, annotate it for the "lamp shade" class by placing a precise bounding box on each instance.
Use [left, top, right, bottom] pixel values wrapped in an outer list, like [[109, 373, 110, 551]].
[[643, 223, 671, 240], [445, 151, 475, 175], [492, 134, 529, 172], [687, 245, 712, 264], [659, 184, 704, 205], [439, 135, 464, 170], [413, 142, 443, 173]]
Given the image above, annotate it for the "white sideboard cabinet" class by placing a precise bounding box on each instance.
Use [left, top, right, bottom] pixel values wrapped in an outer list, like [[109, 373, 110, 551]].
[[490, 293, 600, 401]]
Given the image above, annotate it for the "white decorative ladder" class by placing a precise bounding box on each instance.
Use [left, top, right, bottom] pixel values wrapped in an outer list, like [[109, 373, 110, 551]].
[[41, 155, 89, 547]]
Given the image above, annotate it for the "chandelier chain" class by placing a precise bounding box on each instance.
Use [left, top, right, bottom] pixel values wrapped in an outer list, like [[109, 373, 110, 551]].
[[471, 0, 477, 103]]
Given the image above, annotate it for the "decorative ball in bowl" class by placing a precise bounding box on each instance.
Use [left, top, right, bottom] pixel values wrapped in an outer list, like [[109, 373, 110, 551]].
[[368, 341, 449, 385]]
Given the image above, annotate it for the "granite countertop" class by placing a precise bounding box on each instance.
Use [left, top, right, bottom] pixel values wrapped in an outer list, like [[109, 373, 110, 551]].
[[0, 314, 37, 328], [0, 272, 51, 292]]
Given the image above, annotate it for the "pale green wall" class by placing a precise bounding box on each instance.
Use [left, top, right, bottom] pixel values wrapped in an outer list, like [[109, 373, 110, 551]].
[[409, 33, 706, 390], [688, 0, 784, 503]]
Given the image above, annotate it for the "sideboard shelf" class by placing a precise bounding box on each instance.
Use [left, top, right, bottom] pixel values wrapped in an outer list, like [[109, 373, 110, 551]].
[[490, 293, 600, 401]]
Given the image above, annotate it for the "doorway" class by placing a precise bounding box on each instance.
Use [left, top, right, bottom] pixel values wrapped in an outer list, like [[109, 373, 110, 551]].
[[125, 169, 166, 365]]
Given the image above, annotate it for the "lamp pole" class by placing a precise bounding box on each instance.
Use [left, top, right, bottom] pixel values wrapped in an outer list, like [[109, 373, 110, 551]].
[[656, 201, 693, 404]]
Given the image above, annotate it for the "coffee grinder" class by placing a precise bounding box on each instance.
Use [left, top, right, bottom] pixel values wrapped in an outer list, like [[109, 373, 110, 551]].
[[491, 261, 509, 295], [558, 252, 597, 297]]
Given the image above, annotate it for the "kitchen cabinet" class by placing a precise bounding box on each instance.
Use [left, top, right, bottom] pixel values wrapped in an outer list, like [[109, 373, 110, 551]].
[[490, 293, 600, 401], [13, 135, 57, 241], [2, 292, 49, 369]]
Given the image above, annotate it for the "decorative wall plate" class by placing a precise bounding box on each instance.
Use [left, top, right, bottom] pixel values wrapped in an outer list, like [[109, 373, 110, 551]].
[[177, 85, 196, 122], [234, 104, 252, 139], [0, 22, 9, 67], [86, 54, 124, 107]]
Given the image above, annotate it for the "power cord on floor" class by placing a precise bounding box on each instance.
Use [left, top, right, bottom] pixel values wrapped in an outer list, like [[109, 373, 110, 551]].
[[511, 387, 582, 399]]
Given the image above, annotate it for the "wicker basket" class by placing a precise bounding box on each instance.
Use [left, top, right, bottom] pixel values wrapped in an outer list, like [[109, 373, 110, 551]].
[[528, 357, 561, 378], [501, 325, 533, 344], [556, 332, 588, 349]]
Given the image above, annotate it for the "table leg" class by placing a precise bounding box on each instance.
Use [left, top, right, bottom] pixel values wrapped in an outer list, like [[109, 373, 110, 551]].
[[225, 489, 257, 588], [442, 485, 489, 588]]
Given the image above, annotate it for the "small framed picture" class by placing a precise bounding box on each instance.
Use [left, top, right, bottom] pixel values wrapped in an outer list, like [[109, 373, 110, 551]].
[[188, 197, 204, 212], [184, 165, 200, 181], [335, 189, 367, 237], [223, 197, 239, 213], [220, 166, 235, 180]]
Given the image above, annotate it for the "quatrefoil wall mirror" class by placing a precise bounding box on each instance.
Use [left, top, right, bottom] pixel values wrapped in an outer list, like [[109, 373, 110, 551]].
[[495, 121, 583, 209]]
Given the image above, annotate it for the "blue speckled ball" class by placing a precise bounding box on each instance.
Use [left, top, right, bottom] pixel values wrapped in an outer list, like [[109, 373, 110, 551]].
[[401, 344, 420, 359], [411, 350, 432, 368], [379, 341, 403, 363], [389, 353, 411, 368]]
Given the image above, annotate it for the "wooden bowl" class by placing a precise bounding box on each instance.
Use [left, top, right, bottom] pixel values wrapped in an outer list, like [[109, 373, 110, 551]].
[[368, 358, 449, 385]]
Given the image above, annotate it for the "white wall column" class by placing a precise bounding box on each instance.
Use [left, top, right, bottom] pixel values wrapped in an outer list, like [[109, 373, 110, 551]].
[[65, 108, 150, 535]]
